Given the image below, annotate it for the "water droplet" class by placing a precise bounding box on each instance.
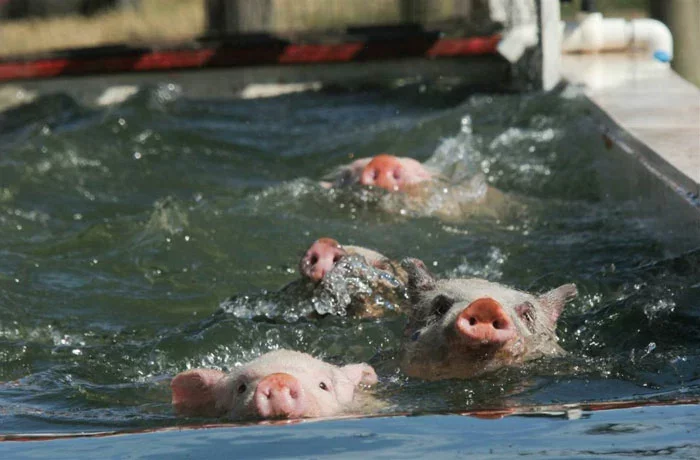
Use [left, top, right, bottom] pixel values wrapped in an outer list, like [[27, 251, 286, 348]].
[[133, 152, 142, 160]]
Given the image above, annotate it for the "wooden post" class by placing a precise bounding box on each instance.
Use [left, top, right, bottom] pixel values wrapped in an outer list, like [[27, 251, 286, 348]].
[[206, 0, 272, 36], [399, 0, 430, 23], [650, 0, 700, 87]]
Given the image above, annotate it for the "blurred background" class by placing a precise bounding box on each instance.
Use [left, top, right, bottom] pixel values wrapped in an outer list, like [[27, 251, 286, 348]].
[[0, 0, 696, 85]]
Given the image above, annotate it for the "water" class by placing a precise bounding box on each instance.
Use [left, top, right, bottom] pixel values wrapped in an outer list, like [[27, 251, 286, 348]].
[[0, 81, 698, 439]]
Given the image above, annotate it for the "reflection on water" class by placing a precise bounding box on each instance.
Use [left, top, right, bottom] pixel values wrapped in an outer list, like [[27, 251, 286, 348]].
[[0, 82, 698, 435]]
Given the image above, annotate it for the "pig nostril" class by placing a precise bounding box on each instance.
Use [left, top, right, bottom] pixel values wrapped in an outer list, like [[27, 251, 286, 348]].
[[332, 254, 341, 263], [469, 317, 476, 326], [393, 169, 401, 180], [309, 254, 318, 265], [372, 169, 379, 180], [492, 321, 500, 329]]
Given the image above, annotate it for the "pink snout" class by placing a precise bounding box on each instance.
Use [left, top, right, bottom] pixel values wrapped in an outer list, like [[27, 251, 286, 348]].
[[359, 154, 406, 192], [254, 372, 306, 419], [299, 238, 348, 282], [455, 298, 516, 346]]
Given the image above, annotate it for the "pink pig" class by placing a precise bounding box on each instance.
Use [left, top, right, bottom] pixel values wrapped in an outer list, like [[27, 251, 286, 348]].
[[298, 237, 394, 283], [298, 237, 409, 317], [322, 154, 436, 192], [321, 154, 512, 221], [171, 349, 378, 420]]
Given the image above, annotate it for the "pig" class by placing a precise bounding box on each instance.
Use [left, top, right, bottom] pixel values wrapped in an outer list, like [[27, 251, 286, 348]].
[[171, 349, 378, 420], [218, 238, 408, 319], [321, 154, 514, 222], [298, 237, 409, 317], [400, 258, 577, 381], [321, 154, 436, 192], [299, 237, 403, 284]]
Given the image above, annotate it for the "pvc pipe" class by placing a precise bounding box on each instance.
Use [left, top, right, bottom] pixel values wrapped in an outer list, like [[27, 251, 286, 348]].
[[630, 18, 674, 62], [497, 24, 538, 63], [561, 13, 673, 62]]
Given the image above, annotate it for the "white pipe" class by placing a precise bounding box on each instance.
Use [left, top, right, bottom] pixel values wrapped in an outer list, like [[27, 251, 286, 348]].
[[497, 24, 539, 63], [630, 18, 674, 63], [560, 13, 673, 62]]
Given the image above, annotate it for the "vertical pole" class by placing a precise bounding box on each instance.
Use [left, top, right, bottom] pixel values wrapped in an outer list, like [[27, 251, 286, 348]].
[[399, 0, 429, 23], [539, 0, 561, 90], [205, 0, 272, 36], [650, 0, 700, 87]]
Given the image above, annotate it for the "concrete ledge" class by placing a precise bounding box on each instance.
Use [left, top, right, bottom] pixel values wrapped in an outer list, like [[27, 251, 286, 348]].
[[562, 54, 700, 199], [0, 56, 508, 109]]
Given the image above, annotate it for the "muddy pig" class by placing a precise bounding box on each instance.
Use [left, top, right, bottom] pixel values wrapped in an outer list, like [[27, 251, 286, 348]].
[[321, 154, 513, 222], [171, 349, 378, 420], [400, 258, 577, 380], [298, 237, 409, 317]]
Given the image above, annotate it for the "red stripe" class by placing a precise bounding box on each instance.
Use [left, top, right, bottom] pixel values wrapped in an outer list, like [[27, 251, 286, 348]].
[[278, 43, 365, 63], [0, 35, 501, 82], [427, 35, 501, 57]]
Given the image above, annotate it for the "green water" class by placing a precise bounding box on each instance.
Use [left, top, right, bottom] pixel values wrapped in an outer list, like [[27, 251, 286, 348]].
[[0, 82, 698, 435]]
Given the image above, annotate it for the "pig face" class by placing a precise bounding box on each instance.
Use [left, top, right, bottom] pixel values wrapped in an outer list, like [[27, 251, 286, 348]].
[[400, 259, 577, 380], [299, 237, 395, 283], [296, 237, 409, 318], [325, 154, 435, 192], [171, 350, 378, 420]]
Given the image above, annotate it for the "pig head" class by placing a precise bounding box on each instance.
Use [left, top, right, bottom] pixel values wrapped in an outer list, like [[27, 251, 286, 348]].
[[297, 237, 409, 317], [400, 258, 577, 380], [299, 237, 402, 283], [321, 154, 513, 222], [171, 349, 378, 420], [323, 154, 435, 192]]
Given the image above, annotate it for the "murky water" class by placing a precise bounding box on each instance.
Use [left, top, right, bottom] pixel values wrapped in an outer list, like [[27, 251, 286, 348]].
[[0, 81, 698, 436]]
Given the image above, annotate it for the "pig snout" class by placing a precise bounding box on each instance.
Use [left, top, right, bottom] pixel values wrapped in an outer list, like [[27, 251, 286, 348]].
[[254, 373, 306, 419], [455, 298, 516, 346], [359, 154, 407, 192], [299, 238, 348, 282]]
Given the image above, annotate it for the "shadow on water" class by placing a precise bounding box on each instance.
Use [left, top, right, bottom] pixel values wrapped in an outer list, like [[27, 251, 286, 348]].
[[0, 81, 698, 441]]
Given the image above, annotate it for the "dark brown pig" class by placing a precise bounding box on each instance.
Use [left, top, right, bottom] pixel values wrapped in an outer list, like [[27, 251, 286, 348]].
[[171, 349, 378, 420], [321, 154, 513, 222], [400, 258, 577, 380]]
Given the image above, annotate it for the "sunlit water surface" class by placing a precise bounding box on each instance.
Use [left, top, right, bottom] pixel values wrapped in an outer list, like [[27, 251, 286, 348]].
[[0, 82, 698, 435]]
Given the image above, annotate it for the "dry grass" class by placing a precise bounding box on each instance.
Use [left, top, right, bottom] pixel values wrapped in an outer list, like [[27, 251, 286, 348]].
[[0, 0, 206, 57]]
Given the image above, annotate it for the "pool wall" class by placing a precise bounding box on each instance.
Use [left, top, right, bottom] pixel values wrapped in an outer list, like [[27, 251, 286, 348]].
[[562, 53, 700, 249]]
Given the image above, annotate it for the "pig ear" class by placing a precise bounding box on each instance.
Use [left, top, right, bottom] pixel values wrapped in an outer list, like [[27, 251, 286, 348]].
[[538, 283, 577, 323], [171, 368, 227, 417], [340, 363, 378, 387], [401, 258, 437, 302]]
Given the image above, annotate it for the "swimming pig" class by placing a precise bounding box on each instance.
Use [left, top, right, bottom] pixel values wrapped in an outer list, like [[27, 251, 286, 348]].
[[171, 349, 378, 420], [321, 154, 512, 221], [400, 258, 577, 380], [299, 237, 405, 284], [321, 154, 435, 192], [298, 237, 409, 317]]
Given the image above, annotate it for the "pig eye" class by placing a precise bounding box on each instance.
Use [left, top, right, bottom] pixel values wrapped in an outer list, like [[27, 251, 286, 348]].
[[237, 383, 247, 394], [430, 295, 453, 317], [410, 330, 421, 341], [516, 302, 537, 332], [319, 382, 329, 391]]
